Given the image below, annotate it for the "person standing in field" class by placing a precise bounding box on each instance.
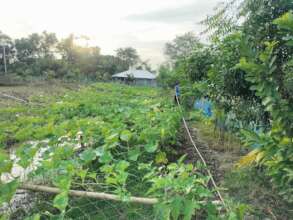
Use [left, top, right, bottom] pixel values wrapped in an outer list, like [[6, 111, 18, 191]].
[[174, 82, 180, 104]]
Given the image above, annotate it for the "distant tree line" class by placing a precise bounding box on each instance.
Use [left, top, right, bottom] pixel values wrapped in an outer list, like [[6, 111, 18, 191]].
[[0, 31, 152, 81]]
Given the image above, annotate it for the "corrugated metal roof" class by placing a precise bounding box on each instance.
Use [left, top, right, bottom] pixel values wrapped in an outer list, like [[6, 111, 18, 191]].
[[112, 70, 156, 80]]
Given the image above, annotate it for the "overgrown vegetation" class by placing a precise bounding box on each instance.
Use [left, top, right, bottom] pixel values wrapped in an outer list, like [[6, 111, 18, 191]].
[[158, 0, 293, 210], [0, 83, 242, 219], [1, 0, 293, 219]]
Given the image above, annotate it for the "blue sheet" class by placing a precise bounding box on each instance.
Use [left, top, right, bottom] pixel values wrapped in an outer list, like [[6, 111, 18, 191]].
[[194, 99, 212, 117]]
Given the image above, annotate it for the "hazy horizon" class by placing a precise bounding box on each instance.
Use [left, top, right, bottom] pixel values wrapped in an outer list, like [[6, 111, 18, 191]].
[[0, 0, 225, 67]]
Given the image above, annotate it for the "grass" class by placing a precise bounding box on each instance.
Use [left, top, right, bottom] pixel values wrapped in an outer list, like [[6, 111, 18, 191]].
[[187, 110, 293, 219], [223, 167, 293, 219], [187, 111, 243, 152]]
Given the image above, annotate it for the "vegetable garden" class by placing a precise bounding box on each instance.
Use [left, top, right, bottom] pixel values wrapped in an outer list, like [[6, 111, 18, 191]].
[[1, 1, 293, 219], [0, 83, 239, 219]]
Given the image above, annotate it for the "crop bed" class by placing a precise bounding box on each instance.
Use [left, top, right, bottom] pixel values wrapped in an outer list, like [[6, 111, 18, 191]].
[[0, 83, 232, 219]]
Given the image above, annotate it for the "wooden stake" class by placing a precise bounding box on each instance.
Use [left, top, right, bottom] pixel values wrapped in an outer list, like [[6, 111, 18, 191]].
[[20, 184, 158, 205]]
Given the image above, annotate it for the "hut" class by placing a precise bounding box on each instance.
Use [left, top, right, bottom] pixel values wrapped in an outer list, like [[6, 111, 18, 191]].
[[112, 69, 157, 86]]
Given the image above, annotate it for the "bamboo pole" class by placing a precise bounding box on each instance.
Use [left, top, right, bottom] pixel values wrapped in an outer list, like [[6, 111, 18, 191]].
[[0, 93, 44, 106], [20, 184, 158, 205]]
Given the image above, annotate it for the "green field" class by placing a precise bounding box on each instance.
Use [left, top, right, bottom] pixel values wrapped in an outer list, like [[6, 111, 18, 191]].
[[0, 83, 235, 219]]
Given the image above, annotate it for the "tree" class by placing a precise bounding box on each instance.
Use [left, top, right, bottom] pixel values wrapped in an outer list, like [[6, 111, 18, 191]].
[[40, 31, 58, 58], [0, 31, 15, 73], [57, 34, 76, 64], [97, 55, 127, 76], [116, 47, 139, 69], [182, 46, 213, 82], [164, 32, 202, 64], [15, 32, 57, 63], [136, 60, 153, 72], [157, 64, 177, 88]]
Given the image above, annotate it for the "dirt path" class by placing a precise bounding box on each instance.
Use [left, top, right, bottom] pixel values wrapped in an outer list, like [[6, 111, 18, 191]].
[[178, 121, 241, 184], [178, 120, 293, 220]]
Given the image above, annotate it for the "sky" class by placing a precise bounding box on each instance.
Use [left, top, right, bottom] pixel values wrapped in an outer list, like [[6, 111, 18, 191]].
[[0, 0, 225, 67]]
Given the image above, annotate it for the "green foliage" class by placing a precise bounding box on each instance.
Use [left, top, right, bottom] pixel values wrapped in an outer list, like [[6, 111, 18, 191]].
[[164, 32, 202, 64], [273, 11, 293, 31], [1, 31, 133, 80], [116, 47, 140, 69], [0, 180, 19, 204], [141, 156, 235, 220], [24, 214, 40, 220], [164, 0, 293, 207], [157, 64, 179, 88], [2, 83, 228, 219], [53, 192, 69, 212], [0, 150, 12, 174]]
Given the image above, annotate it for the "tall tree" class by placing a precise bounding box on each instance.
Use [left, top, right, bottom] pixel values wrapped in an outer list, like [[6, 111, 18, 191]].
[[136, 59, 153, 72], [0, 31, 15, 73], [40, 31, 58, 58], [15, 31, 57, 63], [116, 47, 139, 69], [164, 32, 202, 64], [57, 34, 76, 64]]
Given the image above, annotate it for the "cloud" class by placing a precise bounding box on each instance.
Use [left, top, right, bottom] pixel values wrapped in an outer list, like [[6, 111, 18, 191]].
[[125, 1, 220, 24]]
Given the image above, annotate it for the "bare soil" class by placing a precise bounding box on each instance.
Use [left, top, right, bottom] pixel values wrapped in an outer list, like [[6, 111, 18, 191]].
[[178, 119, 293, 220], [0, 82, 79, 107]]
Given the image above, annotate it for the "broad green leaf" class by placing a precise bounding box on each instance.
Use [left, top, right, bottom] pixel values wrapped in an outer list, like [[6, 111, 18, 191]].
[[16, 144, 38, 168], [262, 96, 274, 106], [80, 148, 96, 163], [196, 186, 212, 198], [105, 177, 118, 185], [206, 202, 217, 218], [53, 175, 71, 191], [155, 151, 168, 164], [286, 40, 293, 46], [77, 169, 88, 183], [116, 160, 130, 172], [100, 164, 114, 173], [128, 147, 140, 161], [177, 154, 187, 164], [95, 147, 104, 156], [228, 212, 238, 220], [24, 214, 41, 220], [99, 150, 113, 163], [87, 172, 97, 180], [273, 12, 293, 31], [0, 214, 8, 220], [116, 172, 128, 184], [183, 200, 196, 220], [154, 203, 171, 220], [171, 196, 183, 220], [53, 192, 68, 211], [144, 142, 158, 153], [105, 133, 119, 144], [0, 150, 12, 174], [0, 179, 19, 204], [54, 146, 74, 160], [120, 130, 132, 142]]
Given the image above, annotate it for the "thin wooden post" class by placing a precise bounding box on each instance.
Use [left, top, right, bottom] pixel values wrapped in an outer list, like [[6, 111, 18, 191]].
[[20, 184, 158, 205]]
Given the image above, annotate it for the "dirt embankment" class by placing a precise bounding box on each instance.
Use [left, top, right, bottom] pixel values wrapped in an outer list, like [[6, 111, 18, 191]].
[[177, 121, 241, 183]]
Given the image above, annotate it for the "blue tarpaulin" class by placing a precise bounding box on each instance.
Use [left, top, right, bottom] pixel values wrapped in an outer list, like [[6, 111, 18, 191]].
[[194, 98, 212, 117]]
